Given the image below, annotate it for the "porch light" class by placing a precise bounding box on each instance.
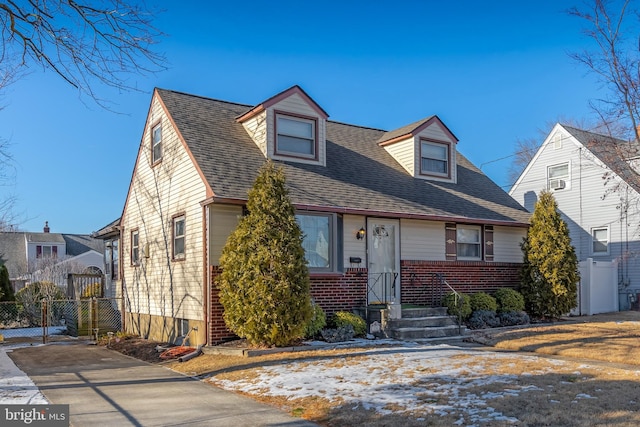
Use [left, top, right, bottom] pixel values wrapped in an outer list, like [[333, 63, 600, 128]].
[[356, 227, 365, 240]]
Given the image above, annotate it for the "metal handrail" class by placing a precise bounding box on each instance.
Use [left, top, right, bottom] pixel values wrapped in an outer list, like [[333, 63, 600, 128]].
[[433, 273, 463, 335]]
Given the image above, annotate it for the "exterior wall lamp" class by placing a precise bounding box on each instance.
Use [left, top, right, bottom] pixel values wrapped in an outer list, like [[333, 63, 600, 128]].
[[356, 227, 366, 240]]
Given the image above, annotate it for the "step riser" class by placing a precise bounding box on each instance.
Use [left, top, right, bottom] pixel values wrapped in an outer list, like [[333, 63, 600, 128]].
[[386, 317, 458, 328], [387, 326, 465, 340], [400, 307, 448, 318]]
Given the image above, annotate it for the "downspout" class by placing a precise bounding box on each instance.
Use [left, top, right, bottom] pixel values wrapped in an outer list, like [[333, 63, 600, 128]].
[[203, 204, 210, 346]]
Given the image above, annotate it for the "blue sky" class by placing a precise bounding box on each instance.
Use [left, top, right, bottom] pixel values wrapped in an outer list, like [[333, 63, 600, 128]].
[[1, 1, 605, 234]]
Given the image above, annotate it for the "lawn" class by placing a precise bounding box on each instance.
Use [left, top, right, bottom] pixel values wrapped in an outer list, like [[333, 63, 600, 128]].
[[139, 311, 640, 426]]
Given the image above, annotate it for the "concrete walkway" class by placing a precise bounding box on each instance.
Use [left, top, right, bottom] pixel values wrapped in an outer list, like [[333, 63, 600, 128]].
[[8, 341, 317, 427]]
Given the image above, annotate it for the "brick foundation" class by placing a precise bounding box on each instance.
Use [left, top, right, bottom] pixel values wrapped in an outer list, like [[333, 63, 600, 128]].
[[208, 261, 521, 344], [401, 260, 522, 305]]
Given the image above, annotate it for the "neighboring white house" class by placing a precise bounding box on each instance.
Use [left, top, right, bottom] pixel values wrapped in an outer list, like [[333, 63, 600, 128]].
[[0, 222, 105, 293], [509, 124, 640, 311], [105, 85, 532, 345]]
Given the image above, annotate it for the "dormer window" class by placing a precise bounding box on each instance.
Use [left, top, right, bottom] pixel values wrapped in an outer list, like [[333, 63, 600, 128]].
[[275, 112, 317, 159], [420, 139, 450, 177]]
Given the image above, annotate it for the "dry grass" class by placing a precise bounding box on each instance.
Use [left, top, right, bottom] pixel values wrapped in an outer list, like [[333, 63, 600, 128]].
[[162, 312, 640, 426]]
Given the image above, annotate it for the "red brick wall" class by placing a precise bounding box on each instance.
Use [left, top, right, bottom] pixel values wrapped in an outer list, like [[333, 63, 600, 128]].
[[309, 268, 368, 314], [400, 260, 522, 306], [208, 261, 521, 343], [209, 266, 236, 345]]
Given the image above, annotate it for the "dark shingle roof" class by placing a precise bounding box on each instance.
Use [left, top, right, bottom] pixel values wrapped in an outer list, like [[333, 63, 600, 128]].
[[563, 125, 640, 194], [157, 88, 531, 225], [62, 234, 104, 256]]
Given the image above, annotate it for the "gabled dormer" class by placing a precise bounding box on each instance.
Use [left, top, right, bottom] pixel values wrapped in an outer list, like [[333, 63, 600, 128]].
[[378, 116, 458, 183], [237, 86, 329, 166]]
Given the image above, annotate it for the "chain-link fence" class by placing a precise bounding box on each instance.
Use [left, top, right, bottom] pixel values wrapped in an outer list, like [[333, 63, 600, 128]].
[[0, 298, 122, 341]]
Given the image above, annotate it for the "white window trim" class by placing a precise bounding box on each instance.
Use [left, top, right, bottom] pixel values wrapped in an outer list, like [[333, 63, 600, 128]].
[[591, 226, 610, 256], [456, 225, 482, 261], [547, 162, 570, 191], [172, 214, 186, 261], [152, 123, 162, 164], [420, 139, 450, 178], [295, 212, 338, 273], [275, 112, 318, 160], [131, 230, 140, 266]]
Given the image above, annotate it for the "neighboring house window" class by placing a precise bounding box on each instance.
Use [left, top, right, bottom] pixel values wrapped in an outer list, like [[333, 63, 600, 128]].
[[152, 123, 162, 164], [296, 213, 337, 271], [548, 163, 569, 191], [172, 214, 186, 260], [36, 245, 57, 259], [420, 139, 450, 177], [456, 225, 482, 260], [131, 230, 140, 265], [592, 227, 609, 255], [275, 113, 317, 159]]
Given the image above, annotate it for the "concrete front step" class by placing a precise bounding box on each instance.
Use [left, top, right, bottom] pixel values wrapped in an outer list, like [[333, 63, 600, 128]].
[[388, 324, 466, 340], [386, 315, 458, 329], [400, 307, 448, 318]]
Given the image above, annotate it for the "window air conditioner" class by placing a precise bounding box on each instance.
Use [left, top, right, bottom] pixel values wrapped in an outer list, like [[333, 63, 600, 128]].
[[549, 178, 566, 190]]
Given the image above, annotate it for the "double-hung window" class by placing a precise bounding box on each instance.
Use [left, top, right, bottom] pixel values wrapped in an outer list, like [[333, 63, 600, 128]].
[[131, 230, 140, 266], [275, 113, 316, 159], [152, 123, 162, 164], [592, 227, 609, 255], [296, 213, 336, 272], [456, 225, 481, 260], [36, 245, 57, 259], [420, 140, 449, 177], [548, 163, 569, 191], [172, 214, 186, 260]]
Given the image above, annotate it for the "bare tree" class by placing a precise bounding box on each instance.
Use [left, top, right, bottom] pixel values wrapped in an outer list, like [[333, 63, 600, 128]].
[[0, 0, 166, 106], [568, 0, 640, 141]]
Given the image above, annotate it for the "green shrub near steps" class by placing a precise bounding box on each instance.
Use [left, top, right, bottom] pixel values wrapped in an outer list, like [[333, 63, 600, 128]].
[[443, 292, 472, 320], [329, 311, 366, 337], [494, 288, 525, 313], [470, 292, 498, 312]]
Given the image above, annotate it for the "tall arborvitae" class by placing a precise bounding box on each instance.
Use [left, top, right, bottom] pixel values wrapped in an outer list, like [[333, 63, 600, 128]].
[[520, 190, 579, 318], [0, 264, 14, 301], [218, 161, 312, 347]]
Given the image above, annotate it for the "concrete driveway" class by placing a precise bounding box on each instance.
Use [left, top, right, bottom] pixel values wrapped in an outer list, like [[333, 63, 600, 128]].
[[8, 341, 317, 427]]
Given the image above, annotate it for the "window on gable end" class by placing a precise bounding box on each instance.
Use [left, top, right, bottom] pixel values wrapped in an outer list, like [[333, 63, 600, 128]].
[[131, 230, 140, 266], [420, 139, 450, 177], [275, 113, 317, 159], [151, 123, 162, 164], [172, 214, 186, 261], [548, 163, 569, 191]]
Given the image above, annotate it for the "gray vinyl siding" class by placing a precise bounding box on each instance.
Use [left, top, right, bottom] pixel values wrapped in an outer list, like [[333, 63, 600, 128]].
[[510, 125, 640, 289]]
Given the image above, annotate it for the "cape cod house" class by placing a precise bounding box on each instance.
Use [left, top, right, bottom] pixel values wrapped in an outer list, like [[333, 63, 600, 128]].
[[510, 124, 640, 312], [105, 85, 531, 345]]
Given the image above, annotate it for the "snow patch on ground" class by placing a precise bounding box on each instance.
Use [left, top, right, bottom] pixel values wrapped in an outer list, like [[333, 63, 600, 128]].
[[209, 343, 562, 424], [0, 344, 48, 404]]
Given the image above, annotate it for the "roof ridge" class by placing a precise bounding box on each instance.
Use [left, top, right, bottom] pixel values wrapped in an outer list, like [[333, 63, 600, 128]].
[[327, 119, 386, 132], [156, 87, 254, 109]]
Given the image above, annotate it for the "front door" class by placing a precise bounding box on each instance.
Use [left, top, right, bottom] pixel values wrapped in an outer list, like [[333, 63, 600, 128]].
[[367, 219, 400, 305]]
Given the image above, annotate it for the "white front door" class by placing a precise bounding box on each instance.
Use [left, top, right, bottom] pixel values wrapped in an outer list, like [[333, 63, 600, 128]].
[[367, 219, 400, 304]]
